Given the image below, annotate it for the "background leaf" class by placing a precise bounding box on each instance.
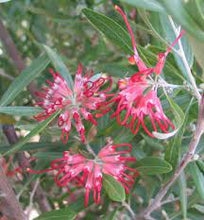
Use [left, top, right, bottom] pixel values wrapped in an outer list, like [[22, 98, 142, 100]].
[[42, 45, 73, 90], [179, 171, 187, 219], [0, 54, 50, 106], [189, 162, 204, 200], [103, 174, 126, 202], [4, 110, 60, 156], [153, 94, 185, 139], [35, 207, 76, 220], [135, 157, 172, 175], [159, 0, 204, 41], [0, 106, 43, 116], [121, 0, 164, 12], [82, 8, 133, 54]]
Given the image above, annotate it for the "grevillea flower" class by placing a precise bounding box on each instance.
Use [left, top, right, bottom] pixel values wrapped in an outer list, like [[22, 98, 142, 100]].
[[98, 6, 185, 137], [35, 64, 112, 143], [27, 140, 138, 206]]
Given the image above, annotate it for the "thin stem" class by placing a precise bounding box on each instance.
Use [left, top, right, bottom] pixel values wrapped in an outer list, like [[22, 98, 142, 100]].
[[26, 179, 40, 215], [140, 95, 204, 219], [122, 201, 135, 219], [74, 135, 97, 157], [168, 16, 201, 103], [0, 69, 14, 80], [85, 143, 97, 157]]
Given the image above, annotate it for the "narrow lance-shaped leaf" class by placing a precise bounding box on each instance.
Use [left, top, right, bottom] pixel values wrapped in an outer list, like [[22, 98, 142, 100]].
[[0, 106, 43, 116], [159, 0, 204, 41], [4, 110, 60, 156], [178, 171, 187, 219], [121, 0, 165, 12], [196, 160, 204, 174], [42, 45, 74, 91], [103, 174, 126, 202], [0, 54, 50, 106], [165, 98, 193, 170], [34, 207, 76, 220], [135, 157, 172, 175], [189, 162, 204, 200], [0, 141, 67, 153], [82, 8, 133, 54], [153, 92, 185, 139]]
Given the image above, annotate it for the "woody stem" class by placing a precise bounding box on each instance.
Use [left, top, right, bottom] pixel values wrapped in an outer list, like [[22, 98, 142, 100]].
[[139, 95, 204, 219]]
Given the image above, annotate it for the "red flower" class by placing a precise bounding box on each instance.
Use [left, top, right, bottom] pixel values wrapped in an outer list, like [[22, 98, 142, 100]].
[[35, 64, 112, 144], [27, 140, 138, 207], [100, 6, 185, 137]]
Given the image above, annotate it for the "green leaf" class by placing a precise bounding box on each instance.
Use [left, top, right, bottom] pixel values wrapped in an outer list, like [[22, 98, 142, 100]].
[[159, 0, 204, 41], [33, 152, 63, 160], [3, 110, 60, 156], [189, 162, 204, 200], [103, 174, 126, 202], [165, 98, 192, 170], [82, 8, 133, 54], [42, 45, 74, 90], [159, 14, 194, 80], [179, 171, 187, 219], [135, 157, 172, 175], [0, 106, 43, 116], [121, 0, 164, 12], [196, 160, 204, 174], [153, 93, 185, 139], [34, 207, 76, 220], [0, 141, 67, 153], [192, 204, 204, 214], [0, 54, 50, 106], [188, 35, 204, 71]]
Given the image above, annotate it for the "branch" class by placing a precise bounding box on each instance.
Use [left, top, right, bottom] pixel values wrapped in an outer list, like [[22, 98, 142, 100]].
[[0, 20, 25, 72], [0, 161, 26, 220], [140, 95, 204, 219]]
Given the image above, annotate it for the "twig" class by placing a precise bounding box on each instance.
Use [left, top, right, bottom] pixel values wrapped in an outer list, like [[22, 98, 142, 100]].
[[168, 16, 201, 103], [85, 142, 97, 157], [0, 20, 25, 72], [26, 179, 40, 215], [139, 95, 204, 219], [0, 161, 27, 220], [74, 135, 97, 157], [0, 69, 14, 80], [122, 201, 136, 219]]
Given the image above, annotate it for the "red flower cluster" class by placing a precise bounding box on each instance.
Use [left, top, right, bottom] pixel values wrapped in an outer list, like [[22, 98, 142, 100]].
[[35, 63, 112, 143], [98, 5, 185, 137], [27, 140, 137, 206]]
